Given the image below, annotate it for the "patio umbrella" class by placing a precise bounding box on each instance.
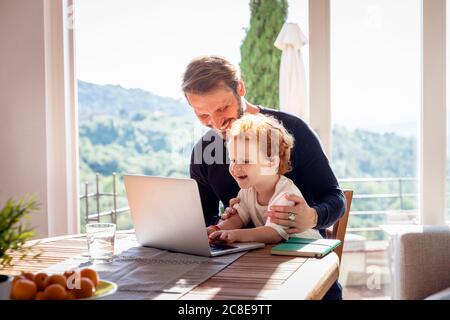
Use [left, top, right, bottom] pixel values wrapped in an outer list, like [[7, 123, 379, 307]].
[[274, 22, 309, 122]]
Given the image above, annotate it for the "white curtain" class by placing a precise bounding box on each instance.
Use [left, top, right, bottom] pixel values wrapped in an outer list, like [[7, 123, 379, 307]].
[[274, 22, 309, 122]]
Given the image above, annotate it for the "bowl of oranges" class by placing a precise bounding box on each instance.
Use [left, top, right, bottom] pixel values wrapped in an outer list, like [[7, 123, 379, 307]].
[[10, 268, 117, 300]]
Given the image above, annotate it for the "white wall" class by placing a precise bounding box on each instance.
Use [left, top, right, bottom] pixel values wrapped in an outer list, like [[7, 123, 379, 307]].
[[0, 0, 50, 237], [0, 0, 80, 238]]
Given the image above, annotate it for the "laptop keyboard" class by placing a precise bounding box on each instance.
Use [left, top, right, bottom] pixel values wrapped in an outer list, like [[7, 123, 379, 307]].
[[209, 242, 237, 252]]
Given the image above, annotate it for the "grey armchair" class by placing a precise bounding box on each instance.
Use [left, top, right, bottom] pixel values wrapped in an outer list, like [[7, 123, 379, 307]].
[[389, 225, 450, 300]]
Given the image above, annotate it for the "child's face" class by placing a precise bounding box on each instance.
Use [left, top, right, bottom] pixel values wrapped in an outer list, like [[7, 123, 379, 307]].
[[228, 138, 276, 189]]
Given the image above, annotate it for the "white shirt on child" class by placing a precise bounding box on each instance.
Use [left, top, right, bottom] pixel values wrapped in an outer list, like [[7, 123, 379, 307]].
[[234, 175, 322, 240]]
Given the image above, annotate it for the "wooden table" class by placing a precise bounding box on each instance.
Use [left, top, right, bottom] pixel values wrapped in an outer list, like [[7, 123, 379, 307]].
[[1, 232, 339, 300]]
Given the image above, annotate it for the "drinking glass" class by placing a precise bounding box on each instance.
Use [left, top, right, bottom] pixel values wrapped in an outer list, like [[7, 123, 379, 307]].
[[86, 223, 116, 263]]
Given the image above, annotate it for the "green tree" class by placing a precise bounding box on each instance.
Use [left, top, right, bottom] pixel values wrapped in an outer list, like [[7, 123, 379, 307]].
[[240, 0, 288, 109]]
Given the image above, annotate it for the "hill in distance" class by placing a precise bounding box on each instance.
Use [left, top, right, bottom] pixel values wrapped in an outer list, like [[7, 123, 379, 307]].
[[77, 80, 195, 123]]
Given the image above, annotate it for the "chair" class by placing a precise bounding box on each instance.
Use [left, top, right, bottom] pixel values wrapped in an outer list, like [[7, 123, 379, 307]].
[[326, 190, 353, 263], [389, 225, 450, 300]]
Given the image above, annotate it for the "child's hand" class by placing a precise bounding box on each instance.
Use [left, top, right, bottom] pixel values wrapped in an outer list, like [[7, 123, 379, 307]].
[[220, 197, 240, 220], [209, 230, 239, 244], [206, 225, 219, 236]]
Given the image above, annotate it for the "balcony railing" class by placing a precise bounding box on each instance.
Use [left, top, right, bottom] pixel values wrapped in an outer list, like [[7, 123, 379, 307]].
[[339, 177, 418, 235], [80, 173, 129, 225], [80, 174, 422, 233]]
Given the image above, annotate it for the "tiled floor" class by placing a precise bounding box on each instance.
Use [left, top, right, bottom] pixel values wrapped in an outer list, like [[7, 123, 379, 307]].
[[343, 285, 391, 300], [340, 242, 392, 300]]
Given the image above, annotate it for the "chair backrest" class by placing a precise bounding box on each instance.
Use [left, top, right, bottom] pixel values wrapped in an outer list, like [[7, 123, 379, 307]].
[[326, 190, 353, 263]]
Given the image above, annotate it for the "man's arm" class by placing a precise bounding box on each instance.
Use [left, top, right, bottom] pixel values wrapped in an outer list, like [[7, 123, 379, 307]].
[[301, 129, 346, 229], [190, 149, 220, 226], [312, 188, 346, 229]]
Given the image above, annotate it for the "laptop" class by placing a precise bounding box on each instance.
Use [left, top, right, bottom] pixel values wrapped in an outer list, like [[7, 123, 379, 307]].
[[123, 174, 265, 257]]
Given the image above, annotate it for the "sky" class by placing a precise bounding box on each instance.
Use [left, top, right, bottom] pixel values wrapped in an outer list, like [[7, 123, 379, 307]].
[[75, 0, 251, 99], [331, 0, 420, 135], [74, 0, 428, 135]]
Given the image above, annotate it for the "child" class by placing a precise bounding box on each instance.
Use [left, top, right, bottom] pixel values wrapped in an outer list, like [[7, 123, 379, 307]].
[[207, 113, 322, 244]]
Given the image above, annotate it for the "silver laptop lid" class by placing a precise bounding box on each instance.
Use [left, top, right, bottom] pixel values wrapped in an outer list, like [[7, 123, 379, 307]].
[[124, 175, 211, 256]]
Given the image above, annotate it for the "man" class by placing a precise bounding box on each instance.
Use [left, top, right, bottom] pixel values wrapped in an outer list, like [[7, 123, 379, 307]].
[[183, 56, 345, 299]]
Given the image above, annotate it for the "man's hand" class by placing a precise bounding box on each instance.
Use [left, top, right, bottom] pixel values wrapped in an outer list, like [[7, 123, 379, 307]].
[[220, 197, 240, 220], [209, 230, 239, 244], [267, 194, 318, 234]]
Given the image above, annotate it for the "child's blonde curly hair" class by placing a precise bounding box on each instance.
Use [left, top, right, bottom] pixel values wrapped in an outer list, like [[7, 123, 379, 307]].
[[227, 114, 295, 175]]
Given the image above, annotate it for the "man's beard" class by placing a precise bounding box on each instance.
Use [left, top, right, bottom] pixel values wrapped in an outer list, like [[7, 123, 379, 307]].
[[237, 96, 245, 118], [217, 96, 245, 139]]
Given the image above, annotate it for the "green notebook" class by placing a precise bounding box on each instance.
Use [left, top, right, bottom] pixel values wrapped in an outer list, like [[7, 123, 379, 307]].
[[271, 237, 342, 258]]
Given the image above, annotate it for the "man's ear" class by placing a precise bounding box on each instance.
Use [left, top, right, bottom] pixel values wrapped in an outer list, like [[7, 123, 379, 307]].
[[237, 80, 246, 97]]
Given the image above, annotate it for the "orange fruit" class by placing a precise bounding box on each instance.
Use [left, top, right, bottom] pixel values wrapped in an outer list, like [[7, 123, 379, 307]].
[[65, 291, 76, 300], [80, 268, 99, 286], [10, 275, 25, 299], [12, 279, 37, 300], [35, 291, 46, 300], [12, 275, 25, 287], [44, 274, 67, 289], [72, 277, 95, 299], [44, 284, 67, 300], [34, 273, 48, 291], [23, 272, 35, 282]]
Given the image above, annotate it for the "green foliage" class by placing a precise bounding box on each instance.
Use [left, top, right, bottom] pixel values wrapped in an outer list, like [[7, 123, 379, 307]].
[[240, 0, 288, 109], [131, 112, 147, 122], [332, 125, 417, 179], [0, 197, 41, 268], [78, 82, 427, 239], [332, 126, 419, 240], [78, 80, 193, 120], [79, 111, 198, 178], [80, 118, 119, 145], [78, 92, 206, 230]]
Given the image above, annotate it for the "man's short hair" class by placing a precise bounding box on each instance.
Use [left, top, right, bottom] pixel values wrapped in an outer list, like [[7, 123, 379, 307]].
[[182, 56, 240, 95]]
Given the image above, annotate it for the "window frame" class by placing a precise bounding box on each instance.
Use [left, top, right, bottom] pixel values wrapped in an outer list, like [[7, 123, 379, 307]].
[[308, 0, 447, 225], [62, 0, 447, 229]]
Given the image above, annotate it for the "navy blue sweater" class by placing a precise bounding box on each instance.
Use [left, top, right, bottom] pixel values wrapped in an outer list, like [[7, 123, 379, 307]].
[[189, 107, 345, 238]]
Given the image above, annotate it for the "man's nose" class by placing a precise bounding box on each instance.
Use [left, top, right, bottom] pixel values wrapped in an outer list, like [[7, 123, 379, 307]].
[[211, 115, 224, 130]]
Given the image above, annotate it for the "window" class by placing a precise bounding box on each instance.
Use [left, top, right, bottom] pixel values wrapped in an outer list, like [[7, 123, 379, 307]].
[[331, 0, 420, 298], [75, 0, 251, 231], [75, 0, 312, 231]]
